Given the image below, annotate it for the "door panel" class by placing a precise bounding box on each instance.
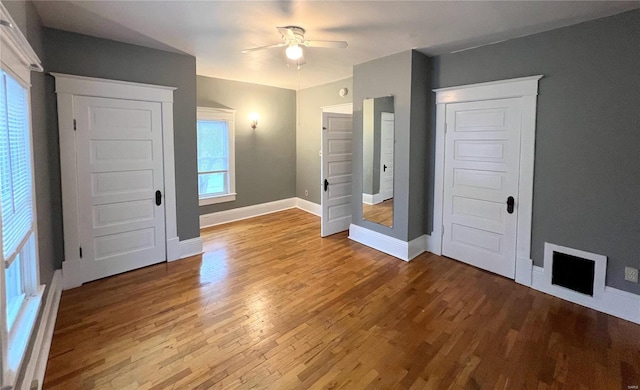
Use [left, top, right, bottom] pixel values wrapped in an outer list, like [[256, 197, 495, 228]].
[[75, 96, 166, 282], [321, 113, 352, 237], [380, 113, 394, 201], [442, 98, 521, 278]]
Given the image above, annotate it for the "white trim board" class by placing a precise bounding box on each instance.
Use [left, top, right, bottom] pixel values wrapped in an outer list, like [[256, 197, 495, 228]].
[[348, 224, 428, 262], [200, 198, 297, 229], [175, 237, 203, 261], [529, 265, 640, 325], [296, 198, 321, 217], [431, 75, 542, 284], [321, 103, 353, 114], [19, 270, 62, 390], [200, 198, 323, 229]]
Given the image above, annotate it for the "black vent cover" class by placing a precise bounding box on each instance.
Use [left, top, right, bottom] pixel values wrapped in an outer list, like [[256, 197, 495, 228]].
[[552, 251, 595, 296]]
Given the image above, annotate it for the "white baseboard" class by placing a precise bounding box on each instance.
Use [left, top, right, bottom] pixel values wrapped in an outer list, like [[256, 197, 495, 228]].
[[424, 233, 440, 255], [348, 224, 428, 262], [295, 198, 321, 216], [200, 198, 297, 228], [166, 237, 180, 261], [362, 193, 374, 205], [515, 257, 533, 286], [175, 237, 203, 260], [527, 265, 640, 324], [362, 193, 384, 205], [20, 270, 63, 390]]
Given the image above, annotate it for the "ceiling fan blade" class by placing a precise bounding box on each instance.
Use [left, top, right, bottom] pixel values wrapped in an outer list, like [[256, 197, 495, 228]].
[[241, 42, 286, 53], [303, 40, 348, 49], [277, 26, 297, 41]]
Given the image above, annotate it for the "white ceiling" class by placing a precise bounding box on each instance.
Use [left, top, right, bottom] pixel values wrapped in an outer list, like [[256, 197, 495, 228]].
[[33, 1, 639, 90]]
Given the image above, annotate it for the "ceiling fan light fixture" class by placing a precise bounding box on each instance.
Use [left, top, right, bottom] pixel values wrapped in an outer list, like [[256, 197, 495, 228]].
[[285, 44, 303, 60]]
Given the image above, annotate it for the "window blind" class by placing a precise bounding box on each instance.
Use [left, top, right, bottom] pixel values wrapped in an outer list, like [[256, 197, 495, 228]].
[[0, 71, 33, 266]]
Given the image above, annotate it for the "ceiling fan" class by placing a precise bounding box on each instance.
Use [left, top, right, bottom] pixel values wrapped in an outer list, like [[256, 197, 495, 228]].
[[241, 26, 348, 68]]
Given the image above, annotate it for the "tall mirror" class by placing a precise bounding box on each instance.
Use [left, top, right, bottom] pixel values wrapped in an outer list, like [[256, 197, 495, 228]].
[[362, 96, 394, 227]]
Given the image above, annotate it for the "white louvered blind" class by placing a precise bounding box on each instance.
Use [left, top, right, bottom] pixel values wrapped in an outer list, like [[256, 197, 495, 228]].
[[0, 70, 33, 267]]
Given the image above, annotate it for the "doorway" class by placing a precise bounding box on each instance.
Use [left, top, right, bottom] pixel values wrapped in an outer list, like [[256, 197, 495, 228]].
[[320, 103, 353, 237], [432, 76, 542, 281]]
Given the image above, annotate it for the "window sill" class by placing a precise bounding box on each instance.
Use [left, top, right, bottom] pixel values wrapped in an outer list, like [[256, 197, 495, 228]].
[[199, 193, 237, 206], [4, 285, 44, 388]]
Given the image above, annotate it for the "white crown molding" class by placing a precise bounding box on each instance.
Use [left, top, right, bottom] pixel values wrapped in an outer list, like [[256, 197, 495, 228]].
[[433, 75, 542, 104], [50, 73, 176, 102], [0, 3, 43, 84]]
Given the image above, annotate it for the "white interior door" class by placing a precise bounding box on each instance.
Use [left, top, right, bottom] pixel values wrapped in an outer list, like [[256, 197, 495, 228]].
[[379, 112, 394, 202], [442, 98, 522, 278], [75, 96, 166, 282], [321, 112, 352, 237]]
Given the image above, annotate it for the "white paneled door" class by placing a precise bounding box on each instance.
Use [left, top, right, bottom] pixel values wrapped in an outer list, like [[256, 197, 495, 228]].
[[442, 98, 522, 278], [321, 112, 352, 237], [380, 112, 394, 202], [75, 96, 166, 281]]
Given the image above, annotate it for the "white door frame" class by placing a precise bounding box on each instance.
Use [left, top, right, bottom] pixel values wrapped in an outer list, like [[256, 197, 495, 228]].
[[319, 103, 353, 237], [320, 103, 353, 232], [379, 112, 394, 202], [432, 75, 542, 285], [51, 73, 180, 289]]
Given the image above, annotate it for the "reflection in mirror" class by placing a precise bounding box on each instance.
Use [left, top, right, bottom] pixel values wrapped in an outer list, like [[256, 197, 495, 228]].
[[362, 96, 394, 227]]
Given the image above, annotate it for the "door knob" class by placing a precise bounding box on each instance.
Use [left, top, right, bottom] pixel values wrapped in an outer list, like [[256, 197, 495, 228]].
[[506, 196, 514, 214], [324, 179, 329, 192], [383, 164, 387, 172], [156, 190, 162, 206]]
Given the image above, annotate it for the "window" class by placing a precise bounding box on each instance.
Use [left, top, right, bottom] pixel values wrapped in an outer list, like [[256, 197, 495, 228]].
[[197, 107, 236, 205], [0, 4, 44, 387]]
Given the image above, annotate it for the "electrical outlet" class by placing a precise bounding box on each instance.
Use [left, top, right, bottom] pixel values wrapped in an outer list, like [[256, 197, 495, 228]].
[[304, 189, 309, 197], [624, 267, 639, 283]]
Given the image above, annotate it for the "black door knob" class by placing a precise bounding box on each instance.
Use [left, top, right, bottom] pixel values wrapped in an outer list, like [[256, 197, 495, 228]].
[[506, 196, 515, 214], [156, 190, 162, 206], [383, 164, 387, 172], [324, 179, 329, 192]]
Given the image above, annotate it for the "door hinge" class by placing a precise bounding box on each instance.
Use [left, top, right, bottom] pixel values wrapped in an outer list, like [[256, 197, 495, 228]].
[[444, 122, 447, 133], [79, 246, 83, 258], [442, 226, 445, 237], [73, 119, 77, 131]]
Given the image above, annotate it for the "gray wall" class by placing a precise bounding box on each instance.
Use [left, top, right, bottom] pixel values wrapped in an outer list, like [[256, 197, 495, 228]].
[[197, 75, 296, 214], [3, 0, 59, 286], [352, 50, 430, 241], [431, 10, 640, 293], [43, 28, 200, 244], [408, 52, 430, 240], [297, 78, 353, 204]]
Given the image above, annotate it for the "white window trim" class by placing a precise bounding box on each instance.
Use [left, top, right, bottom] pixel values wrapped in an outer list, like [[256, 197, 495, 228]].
[[197, 107, 236, 206], [0, 3, 44, 388]]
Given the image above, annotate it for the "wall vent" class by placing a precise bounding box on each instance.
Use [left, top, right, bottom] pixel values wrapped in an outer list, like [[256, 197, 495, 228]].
[[544, 243, 607, 300]]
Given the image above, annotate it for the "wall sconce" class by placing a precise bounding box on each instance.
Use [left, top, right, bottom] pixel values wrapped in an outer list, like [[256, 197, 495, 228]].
[[249, 112, 260, 129]]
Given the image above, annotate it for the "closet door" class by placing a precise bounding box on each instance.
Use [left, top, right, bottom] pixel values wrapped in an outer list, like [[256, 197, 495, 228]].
[[74, 96, 166, 282]]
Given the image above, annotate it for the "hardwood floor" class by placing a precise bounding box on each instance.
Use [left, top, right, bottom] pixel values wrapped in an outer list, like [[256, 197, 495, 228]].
[[44, 209, 640, 389], [362, 199, 393, 227]]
